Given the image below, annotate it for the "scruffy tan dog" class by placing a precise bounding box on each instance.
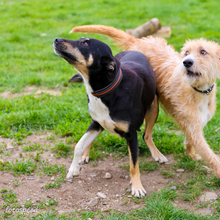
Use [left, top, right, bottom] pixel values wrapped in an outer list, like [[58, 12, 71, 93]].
[[70, 25, 220, 178]]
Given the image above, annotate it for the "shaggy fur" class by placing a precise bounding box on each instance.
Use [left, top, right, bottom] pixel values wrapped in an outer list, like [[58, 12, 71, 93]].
[[70, 25, 220, 178]]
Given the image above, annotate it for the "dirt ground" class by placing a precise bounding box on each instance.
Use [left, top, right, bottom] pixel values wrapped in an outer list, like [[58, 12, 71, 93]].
[[0, 88, 216, 217], [0, 133, 216, 218], [0, 86, 62, 99]]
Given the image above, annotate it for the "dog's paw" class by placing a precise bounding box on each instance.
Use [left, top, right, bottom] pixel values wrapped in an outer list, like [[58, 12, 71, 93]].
[[131, 185, 146, 198], [193, 154, 202, 161], [130, 180, 146, 198], [154, 154, 168, 163], [79, 155, 89, 165], [66, 166, 81, 179]]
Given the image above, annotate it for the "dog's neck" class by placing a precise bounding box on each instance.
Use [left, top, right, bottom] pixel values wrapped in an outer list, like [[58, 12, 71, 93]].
[[88, 58, 121, 92], [191, 84, 214, 95], [91, 68, 122, 98]]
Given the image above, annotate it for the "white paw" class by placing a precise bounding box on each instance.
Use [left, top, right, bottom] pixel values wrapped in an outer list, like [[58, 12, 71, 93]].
[[66, 165, 80, 179], [154, 154, 168, 163], [131, 186, 146, 198]]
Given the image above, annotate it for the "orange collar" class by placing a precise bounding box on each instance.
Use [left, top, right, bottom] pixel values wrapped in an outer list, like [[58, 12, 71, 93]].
[[91, 69, 123, 98]]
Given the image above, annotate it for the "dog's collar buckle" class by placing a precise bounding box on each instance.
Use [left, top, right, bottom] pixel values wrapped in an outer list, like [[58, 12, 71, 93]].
[[191, 84, 214, 95], [91, 69, 123, 98]]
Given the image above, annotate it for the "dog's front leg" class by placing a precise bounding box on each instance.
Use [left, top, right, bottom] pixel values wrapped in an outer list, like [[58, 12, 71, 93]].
[[184, 137, 201, 161], [66, 121, 103, 179], [185, 130, 220, 178], [127, 131, 146, 197]]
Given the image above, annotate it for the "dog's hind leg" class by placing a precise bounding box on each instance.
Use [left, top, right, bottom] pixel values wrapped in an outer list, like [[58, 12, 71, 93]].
[[127, 131, 146, 197], [80, 142, 93, 164], [143, 96, 168, 163], [66, 121, 103, 179]]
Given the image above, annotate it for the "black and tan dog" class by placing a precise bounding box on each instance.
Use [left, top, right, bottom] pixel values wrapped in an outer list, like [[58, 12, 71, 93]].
[[53, 37, 156, 197]]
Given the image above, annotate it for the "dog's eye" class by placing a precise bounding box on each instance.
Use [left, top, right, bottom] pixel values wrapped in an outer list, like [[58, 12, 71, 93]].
[[201, 50, 207, 55], [81, 41, 89, 46], [185, 51, 189, 56]]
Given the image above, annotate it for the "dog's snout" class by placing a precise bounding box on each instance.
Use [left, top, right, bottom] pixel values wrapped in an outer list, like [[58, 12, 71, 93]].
[[55, 38, 63, 43], [183, 59, 194, 68]]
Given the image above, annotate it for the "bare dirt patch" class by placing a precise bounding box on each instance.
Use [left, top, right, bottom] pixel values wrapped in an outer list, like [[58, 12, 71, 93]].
[[0, 134, 216, 217], [0, 86, 62, 99]]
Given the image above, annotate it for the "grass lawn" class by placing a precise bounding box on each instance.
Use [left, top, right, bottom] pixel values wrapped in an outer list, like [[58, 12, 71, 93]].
[[0, 0, 220, 219]]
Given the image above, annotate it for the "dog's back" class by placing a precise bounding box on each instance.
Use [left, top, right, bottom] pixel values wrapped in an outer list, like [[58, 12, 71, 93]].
[[116, 51, 155, 82], [116, 51, 156, 114]]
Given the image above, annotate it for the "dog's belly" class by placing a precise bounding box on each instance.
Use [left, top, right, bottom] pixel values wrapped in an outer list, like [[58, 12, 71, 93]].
[[88, 95, 128, 137]]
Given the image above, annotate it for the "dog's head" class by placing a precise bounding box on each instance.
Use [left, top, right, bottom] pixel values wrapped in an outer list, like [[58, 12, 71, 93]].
[[53, 37, 115, 79], [180, 39, 220, 88]]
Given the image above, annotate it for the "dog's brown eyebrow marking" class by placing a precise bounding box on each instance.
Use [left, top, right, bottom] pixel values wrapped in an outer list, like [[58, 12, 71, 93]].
[[199, 46, 205, 51], [85, 38, 90, 41], [87, 54, 93, 66]]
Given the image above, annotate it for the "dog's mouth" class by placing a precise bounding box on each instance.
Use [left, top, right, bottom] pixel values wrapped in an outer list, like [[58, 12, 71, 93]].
[[54, 45, 77, 64], [53, 38, 79, 65], [187, 70, 201, 77]]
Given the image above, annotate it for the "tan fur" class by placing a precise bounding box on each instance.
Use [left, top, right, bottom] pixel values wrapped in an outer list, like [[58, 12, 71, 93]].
[[144, 96, 168, 163], [63, 42, 92, 78], [114, 121, 129, 133], [71, 25, 220, 178], [128, 148, 146, 196], [81, 142, 93, 163]]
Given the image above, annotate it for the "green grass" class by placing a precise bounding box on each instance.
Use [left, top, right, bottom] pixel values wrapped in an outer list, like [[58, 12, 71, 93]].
[[98, 188, 213, 220], [0, 159, 37, 175], [121, 160, 159, 173], [52, 142, 72, 158], [40, 162, 66, 176], [22, 143, 41, 152], [37, 198, 58, 209], [0, 0, 220, 219], [45, 176, 65, 189], [1, 189, 21, 213], [1, 190, 17, 204], [11, 159, 37, 175]]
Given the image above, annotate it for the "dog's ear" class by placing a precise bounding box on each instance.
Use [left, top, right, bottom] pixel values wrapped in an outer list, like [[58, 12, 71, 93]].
[[101, 56, 115, 72]]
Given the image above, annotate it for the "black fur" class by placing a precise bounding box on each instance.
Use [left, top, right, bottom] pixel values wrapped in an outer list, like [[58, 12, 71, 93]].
[[54, 37, 156, 168]]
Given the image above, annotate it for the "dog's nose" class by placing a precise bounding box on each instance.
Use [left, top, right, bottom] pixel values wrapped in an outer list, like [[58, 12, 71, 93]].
[[55, 38, 63, 43], [183, 59, 194, 68]]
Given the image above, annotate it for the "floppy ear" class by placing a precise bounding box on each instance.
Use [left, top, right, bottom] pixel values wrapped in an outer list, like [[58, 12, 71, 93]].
[[101, 56, 115, 71]]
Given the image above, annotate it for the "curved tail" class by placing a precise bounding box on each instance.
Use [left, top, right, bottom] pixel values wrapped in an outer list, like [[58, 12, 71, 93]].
[[70, 25, 136, 50]]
